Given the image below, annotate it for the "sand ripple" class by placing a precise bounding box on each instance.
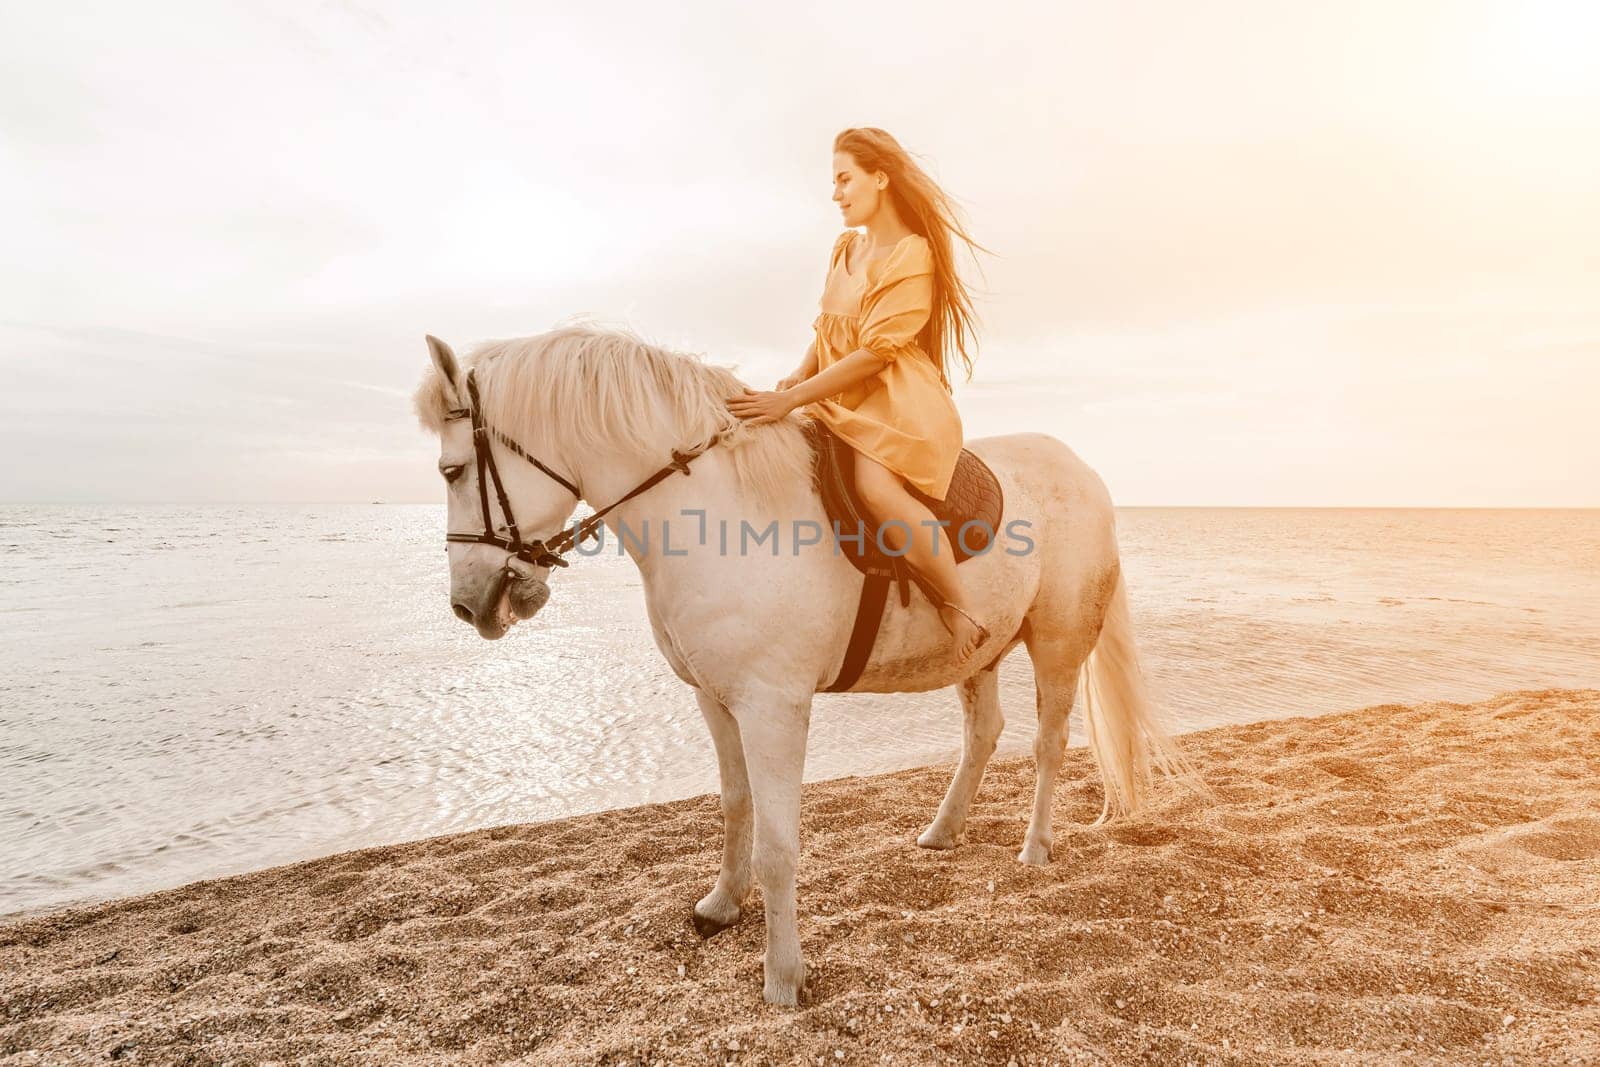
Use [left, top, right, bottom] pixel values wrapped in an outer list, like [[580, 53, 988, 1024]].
[[2, 688, 1598, 1065]]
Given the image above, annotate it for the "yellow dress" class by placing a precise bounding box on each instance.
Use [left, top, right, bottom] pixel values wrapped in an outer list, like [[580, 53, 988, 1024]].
[[806, 230, 964, 500]]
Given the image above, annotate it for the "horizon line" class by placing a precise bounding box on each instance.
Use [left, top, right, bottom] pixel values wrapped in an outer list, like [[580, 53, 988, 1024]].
[[3, 501, 1598, 511]]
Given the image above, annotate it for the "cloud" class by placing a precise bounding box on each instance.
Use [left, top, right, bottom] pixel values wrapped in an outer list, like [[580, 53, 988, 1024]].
[[1, 1, 1597, 503]]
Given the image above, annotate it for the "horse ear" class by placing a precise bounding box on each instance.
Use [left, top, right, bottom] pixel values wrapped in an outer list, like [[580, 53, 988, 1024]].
[[425, 334, 462, 407]]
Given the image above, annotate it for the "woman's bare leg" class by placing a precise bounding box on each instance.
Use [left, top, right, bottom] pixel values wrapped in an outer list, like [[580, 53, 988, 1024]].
[[852, 449, 985, 664]]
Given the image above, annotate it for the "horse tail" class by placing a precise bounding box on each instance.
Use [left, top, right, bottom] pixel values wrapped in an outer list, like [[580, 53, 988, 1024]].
[[1078, 566, 1213, 825]]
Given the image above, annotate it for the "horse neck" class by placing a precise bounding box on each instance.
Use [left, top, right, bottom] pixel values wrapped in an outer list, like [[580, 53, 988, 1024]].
[[568, 428, 821, 585], [565, 428, 743, 570]]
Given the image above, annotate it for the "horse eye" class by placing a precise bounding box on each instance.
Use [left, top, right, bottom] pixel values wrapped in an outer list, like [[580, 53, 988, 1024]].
[[440, 464, 465, 483]]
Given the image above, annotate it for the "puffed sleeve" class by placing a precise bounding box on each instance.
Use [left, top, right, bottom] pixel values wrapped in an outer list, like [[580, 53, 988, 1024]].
[[858, 236, 933, 365]]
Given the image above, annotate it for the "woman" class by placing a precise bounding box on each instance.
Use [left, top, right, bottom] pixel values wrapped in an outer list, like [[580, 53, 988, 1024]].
[[727, 126, 990, 665]]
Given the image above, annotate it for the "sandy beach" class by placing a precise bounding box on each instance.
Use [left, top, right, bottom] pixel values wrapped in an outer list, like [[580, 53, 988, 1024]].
[[2, 687, 1596, 1065]]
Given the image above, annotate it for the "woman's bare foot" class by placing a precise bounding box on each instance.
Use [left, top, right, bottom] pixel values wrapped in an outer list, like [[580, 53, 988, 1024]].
[[937, 602, 988, 665]]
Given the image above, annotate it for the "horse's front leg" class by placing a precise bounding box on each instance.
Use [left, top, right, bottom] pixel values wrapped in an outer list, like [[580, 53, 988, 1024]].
[[692, 688, 752, 938], [729, 694, 811, 1006]]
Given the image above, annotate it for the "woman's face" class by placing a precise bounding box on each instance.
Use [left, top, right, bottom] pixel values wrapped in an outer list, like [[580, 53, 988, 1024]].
[[832, 151, 883, 228]]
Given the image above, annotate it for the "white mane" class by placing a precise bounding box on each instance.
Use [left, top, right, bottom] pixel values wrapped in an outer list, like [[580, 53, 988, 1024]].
[[416, 323, 813, 513]]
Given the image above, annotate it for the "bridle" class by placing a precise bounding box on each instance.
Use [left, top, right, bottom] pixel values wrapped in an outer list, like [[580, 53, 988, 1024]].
[[443, 366, 727, 572]]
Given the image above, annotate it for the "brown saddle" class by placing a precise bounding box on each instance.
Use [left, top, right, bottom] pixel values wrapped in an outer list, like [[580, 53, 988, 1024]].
[[800, 418, 1005, 691]]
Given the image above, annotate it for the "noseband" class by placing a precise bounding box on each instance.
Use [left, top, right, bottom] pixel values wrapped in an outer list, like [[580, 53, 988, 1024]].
[[444, 366, 727, 571]]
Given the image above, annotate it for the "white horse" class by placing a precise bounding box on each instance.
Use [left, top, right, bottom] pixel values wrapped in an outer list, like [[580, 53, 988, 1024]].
[[412, 324, 1208, 1006]]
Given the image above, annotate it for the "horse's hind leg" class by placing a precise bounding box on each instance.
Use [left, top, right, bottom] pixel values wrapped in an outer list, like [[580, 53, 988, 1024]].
[[691, 688, 752, 938], [1019, 635, 1086, 865], [917, 669, 1003, 850]]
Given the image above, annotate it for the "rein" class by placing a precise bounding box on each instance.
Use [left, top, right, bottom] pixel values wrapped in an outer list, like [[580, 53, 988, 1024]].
[[443, 366, 727, 571]]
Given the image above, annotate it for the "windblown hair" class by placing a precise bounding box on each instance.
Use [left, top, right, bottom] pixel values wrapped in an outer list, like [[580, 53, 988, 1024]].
[[412, 321, 813, 514], [834, 126, 989, 384]]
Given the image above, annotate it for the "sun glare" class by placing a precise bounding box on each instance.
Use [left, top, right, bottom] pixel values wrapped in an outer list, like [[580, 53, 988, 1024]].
[[1466, 0, 1600, 102]]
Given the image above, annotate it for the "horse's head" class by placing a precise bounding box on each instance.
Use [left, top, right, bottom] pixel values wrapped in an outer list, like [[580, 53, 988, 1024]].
[[415, 324, 816, 638], [415, 335, 579, 639]]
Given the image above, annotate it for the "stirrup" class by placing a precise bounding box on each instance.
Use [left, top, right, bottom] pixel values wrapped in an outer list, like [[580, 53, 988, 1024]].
[[937, 600, 991, 648]]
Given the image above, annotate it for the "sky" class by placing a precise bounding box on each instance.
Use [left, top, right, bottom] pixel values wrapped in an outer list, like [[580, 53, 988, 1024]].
[[3, 0, 1597, 505]]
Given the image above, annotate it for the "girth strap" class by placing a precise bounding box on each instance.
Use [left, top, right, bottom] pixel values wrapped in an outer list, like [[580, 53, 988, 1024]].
[[825, 572, 891, 692]]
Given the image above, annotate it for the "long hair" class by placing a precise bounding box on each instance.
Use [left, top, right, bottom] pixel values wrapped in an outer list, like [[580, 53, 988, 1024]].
[[833, 127, 989, 383], [412, 322, 813, 516]]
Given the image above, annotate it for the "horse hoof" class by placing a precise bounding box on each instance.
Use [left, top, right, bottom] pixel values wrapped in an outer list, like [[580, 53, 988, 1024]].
[[691, 907, 740, 940], [917, 825, 961, 850], [762, 962, 808, 1007], [1017, 841, 1052, 866]]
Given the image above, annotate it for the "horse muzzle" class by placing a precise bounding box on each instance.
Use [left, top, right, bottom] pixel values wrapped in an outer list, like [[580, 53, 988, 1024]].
[[452, 566, 517, 639], [508, 572, 551, 619]]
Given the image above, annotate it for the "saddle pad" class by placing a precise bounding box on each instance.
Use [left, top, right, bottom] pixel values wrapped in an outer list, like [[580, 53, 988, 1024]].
[[801, 417, 1004, 579]]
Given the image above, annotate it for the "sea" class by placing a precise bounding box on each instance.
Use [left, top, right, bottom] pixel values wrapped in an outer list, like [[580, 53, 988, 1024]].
[[2, 505, 1596, 916]]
